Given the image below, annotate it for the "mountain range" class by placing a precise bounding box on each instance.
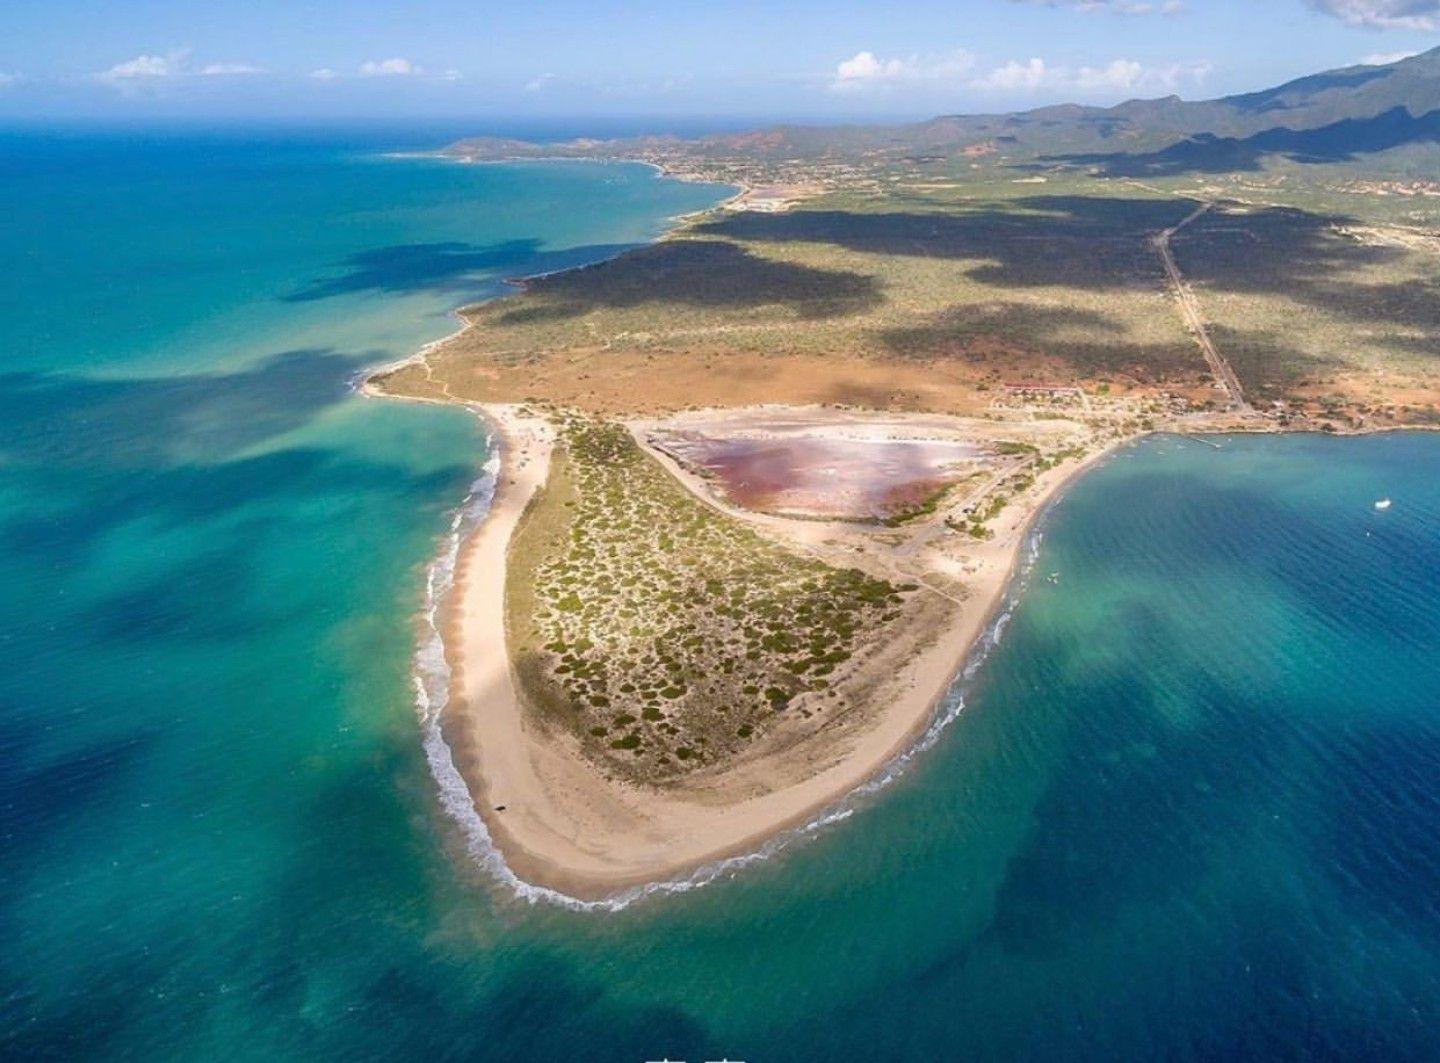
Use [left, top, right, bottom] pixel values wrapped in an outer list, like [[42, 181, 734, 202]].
[[446, 46, 1440, 178]]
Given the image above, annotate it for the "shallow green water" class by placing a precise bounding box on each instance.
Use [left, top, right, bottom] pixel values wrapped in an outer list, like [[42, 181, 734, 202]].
[[4, 130, 1440, 1061]]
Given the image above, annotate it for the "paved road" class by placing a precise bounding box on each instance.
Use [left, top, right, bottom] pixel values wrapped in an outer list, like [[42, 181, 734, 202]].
[[1153, 202, 1249, 411]]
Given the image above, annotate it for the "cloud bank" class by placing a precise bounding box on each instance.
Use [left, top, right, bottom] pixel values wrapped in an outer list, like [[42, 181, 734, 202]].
[[98, 50, 263, 81], [831, 49, 1211, 96], [358, 57, 421, 77], [1010, 0, 1185, 14], [1308, 0, 1440, 29], [1361, 48, 1423, 63], [831, 49, 977, 89]]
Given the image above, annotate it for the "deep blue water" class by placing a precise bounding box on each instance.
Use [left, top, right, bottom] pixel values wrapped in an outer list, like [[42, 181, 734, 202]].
[[2, 129, 1439, 1061]]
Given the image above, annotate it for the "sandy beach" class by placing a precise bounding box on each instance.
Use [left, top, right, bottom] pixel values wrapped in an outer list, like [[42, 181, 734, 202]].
[[436, 402, 1123, 900]]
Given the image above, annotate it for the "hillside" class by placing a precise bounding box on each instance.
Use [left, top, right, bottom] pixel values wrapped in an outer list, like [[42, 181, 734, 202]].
[[444, 47, 1440, 176], [401, 45, 1440, 436]]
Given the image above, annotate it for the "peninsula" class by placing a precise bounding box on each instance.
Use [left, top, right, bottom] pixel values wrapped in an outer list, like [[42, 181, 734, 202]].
[[374, 46, 1440, 897]]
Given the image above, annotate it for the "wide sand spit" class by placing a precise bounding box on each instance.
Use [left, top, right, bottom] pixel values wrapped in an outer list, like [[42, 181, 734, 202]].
[[432, 402, 1121, 901]]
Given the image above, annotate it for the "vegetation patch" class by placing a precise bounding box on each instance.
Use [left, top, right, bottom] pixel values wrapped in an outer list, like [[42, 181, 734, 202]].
[[507, 417, 913, 782]]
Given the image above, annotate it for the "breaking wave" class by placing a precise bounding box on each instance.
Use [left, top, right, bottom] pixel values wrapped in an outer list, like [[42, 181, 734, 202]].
[[414, 421, 1097, 911]]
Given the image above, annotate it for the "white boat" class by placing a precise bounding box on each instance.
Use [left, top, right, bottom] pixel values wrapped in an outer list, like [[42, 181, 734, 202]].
[[1374, 498, 1392, 511]]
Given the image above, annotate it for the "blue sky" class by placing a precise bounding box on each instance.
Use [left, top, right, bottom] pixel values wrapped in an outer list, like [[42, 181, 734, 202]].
[[1, 0, 1437, 123]]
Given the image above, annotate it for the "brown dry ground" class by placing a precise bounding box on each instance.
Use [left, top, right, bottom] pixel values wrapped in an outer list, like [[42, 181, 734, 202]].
[[378, 168, 1440, 427], [379, 342, 1137, 416], [377, 175, 1226, 416]]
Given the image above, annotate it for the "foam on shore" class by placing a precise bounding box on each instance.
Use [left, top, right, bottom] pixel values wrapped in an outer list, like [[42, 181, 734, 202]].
[[410, 422, 1084, 911]]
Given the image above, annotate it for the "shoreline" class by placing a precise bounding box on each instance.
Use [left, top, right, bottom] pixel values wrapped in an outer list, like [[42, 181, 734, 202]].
[[361, 155, 748, 406], [378, 374, 1432, 909], [354, 157, 1115, 904], [358, 157, 1423, 907], [425, 403, 1128, 903], [431, 148, 753, 215], [356, 155, 1132, 902]]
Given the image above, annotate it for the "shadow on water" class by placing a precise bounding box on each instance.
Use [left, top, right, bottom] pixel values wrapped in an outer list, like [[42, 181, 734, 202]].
[[244, 758, 722, 1061], [0, 349, 372, 468], [0, 746, 719, 1063], [78, 546, 297, 646], [0, 444, 461, 577], [0, 720, 159, 866], [1317, 715, 1440, 945], [0, 720, 163, 1040], [281, 240, 638, 303], [0, 347, 475, 591], [784, 456, 1440, 1058], [977, 674, 1276, 957], [899, 621, 1279, 992]]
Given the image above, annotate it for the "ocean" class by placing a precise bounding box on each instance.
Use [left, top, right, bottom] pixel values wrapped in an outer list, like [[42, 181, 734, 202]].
[[3, 128, 1439, 1061]]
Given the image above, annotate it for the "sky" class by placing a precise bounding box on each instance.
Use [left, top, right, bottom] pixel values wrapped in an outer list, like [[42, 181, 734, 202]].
[[0, 0, 1438, 126]]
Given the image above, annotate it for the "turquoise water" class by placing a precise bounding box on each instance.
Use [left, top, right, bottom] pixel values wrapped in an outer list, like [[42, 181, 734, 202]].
[[5, 131, 1440, 1061]]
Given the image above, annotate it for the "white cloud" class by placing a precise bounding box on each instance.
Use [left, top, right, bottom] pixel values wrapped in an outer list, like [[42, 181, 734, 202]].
[[830, 46, 1208, 98], [1074, 58, 1145, 90], [1012, 0, 1185, 14], [358, 57, 421, 77], [971, 55, 1211, 94], [519, 72, 686, 97], [835, 51, 903, 83], [0, 72, 19, 87], [198, 62, 264, 76], [830, 49, 976, 91], [98, 49, 263, 81], [975, 57, 1050, 90], [101, 52, 185, 79], [1077, 58, 1212, 91], [1307, 0, 1440, 29], [310, 68, 339, 80], [436, 69, 463, 82], [1361, 49, 1422, 63]]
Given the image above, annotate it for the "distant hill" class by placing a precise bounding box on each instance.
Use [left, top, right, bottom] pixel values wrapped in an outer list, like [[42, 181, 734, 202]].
[[445, 46, 1440, 177]]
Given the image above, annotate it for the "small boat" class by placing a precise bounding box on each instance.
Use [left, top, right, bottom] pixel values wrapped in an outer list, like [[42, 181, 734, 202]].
[[1374, 498, 1392, 511]]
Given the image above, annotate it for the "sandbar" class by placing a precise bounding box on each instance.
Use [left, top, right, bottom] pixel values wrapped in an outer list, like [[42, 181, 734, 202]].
[[436, 402, 1121, 900]]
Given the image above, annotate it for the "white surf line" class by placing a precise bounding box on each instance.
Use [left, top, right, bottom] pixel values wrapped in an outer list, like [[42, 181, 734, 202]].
[[412, 421, 1123, 912]]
